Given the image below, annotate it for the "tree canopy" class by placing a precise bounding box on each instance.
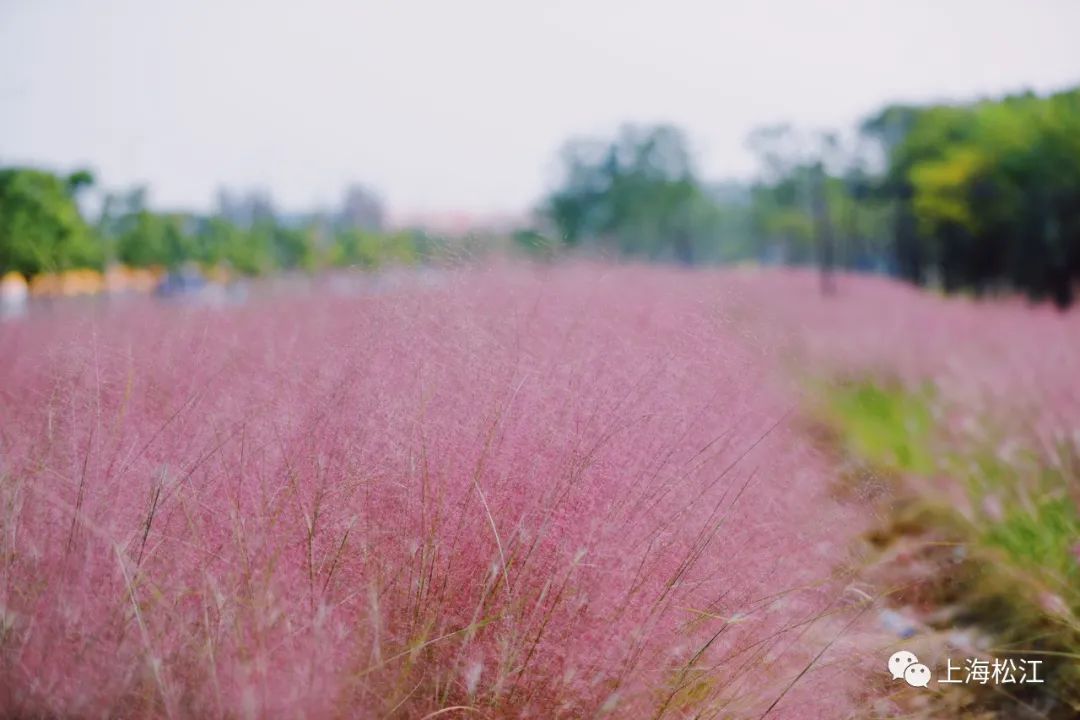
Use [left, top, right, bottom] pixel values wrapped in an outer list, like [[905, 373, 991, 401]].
[[0, 168, 102, 276], [543, 124, 714, 263], [541, 87, 1080, 306], [865, 88, 1080, 305]]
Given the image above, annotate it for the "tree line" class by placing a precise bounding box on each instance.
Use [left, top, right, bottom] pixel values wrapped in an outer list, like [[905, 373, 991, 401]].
[[539, 85, 1080, 306], [0, 173, 426, 280], [4, 85, 1078, 305]]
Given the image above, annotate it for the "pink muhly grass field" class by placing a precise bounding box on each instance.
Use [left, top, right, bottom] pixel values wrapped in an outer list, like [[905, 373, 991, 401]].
[[720, 267, 1080, 451], [0, 265, 870, 718]]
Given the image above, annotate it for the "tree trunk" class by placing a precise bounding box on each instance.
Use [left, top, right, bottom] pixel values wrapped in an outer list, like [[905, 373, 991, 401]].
[[812, 163, 835, 294]]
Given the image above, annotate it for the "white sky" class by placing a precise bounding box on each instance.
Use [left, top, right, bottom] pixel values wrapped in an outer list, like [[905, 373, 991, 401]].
[[2, 0, 1079, 217]]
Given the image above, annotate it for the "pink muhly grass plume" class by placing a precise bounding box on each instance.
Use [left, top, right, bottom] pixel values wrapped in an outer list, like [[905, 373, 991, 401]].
[[720, 266, 1080, 448], [0, 264, 871, 718]]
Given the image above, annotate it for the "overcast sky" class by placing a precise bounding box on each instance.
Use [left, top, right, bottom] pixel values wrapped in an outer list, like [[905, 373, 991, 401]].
[[2, 0, 1079, 218]]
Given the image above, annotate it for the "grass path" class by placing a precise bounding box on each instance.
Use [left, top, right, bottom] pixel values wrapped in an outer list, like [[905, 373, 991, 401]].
[[731, 268, 1080, 719]]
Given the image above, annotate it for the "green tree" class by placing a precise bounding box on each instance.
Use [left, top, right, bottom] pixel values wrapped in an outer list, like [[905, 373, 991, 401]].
[[863, 87, 1080, 305], [542, 124, 712, 263], [115, 211, 194, 270], [0, 168, 103, 276]]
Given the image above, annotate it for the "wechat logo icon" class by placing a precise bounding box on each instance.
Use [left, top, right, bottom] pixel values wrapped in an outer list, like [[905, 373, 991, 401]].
[[889, 650, 932, 688]]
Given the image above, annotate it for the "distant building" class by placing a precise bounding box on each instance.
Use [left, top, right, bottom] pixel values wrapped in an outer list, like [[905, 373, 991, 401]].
[[339, 184, 385, 232]]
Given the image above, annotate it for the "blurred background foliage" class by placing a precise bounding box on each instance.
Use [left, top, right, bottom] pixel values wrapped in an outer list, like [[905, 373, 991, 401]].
[[537, 85, 1080, 306], [2, 85, 1079, 304], [0, 173, 428, 280]]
